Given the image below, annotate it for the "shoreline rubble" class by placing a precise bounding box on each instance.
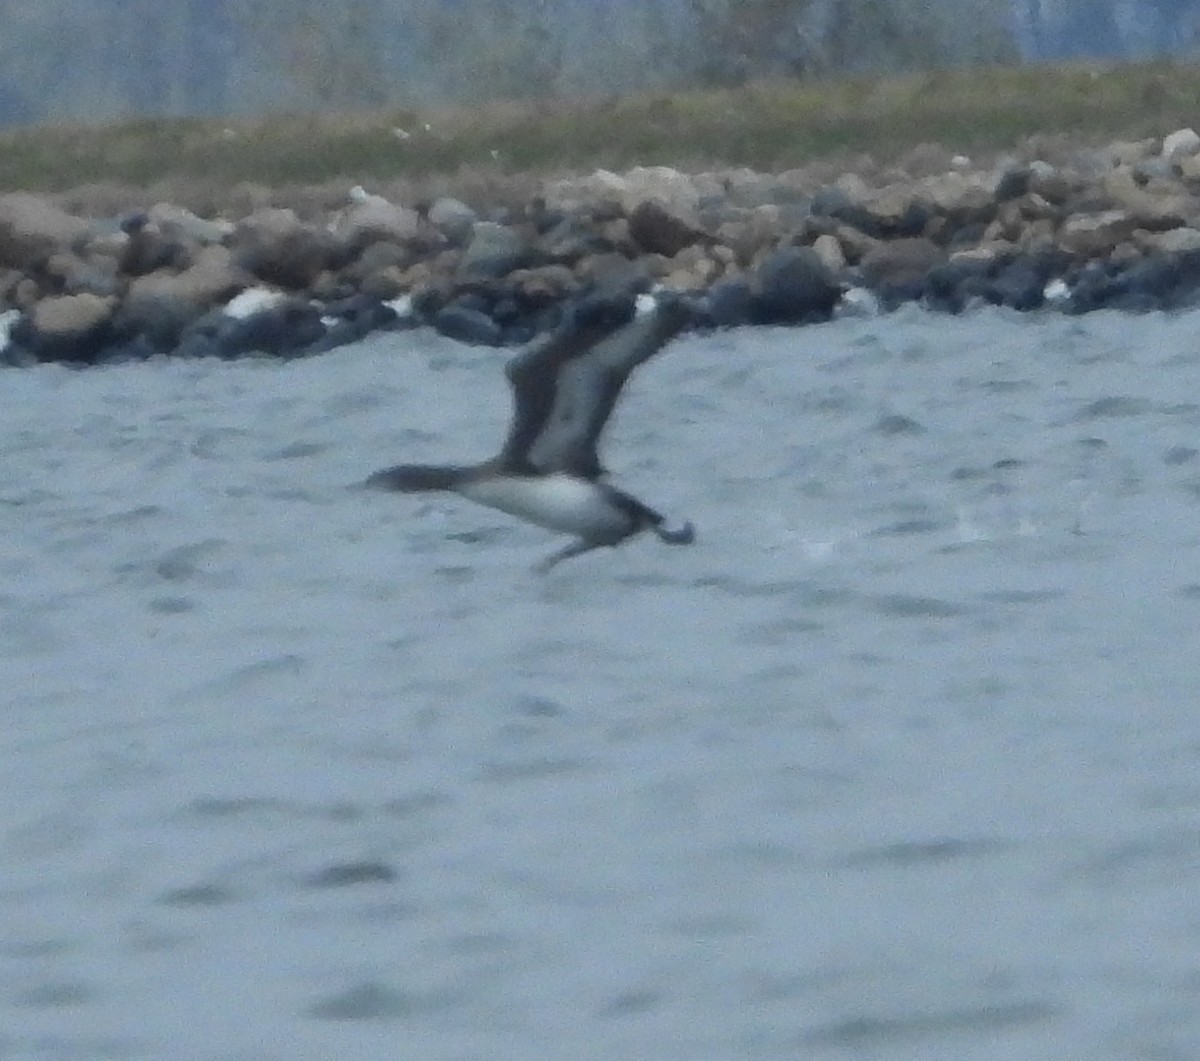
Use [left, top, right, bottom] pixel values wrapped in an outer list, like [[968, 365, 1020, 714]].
[[4, 128, 1200, 365]]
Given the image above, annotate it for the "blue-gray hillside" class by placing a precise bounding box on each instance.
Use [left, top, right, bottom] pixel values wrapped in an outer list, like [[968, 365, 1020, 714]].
[[0, 0, 1197, 128]]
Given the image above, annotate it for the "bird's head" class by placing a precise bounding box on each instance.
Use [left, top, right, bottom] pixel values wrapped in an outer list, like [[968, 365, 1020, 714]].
[[568, 288, 638, 332]]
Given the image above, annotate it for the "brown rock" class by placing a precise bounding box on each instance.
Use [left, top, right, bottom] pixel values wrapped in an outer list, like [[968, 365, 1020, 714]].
[[507, 264, 576, 306], [11, 277, 41, 309], [834, 172, 872, 202], [358, 265, 408, 300], [628, 199, 706, 257], [663, 247, 720, 290], [432, 247, 462, 273], [860, 237, 944, 290], [1058, 211, 1138, 256], [982, 218, 1006, 243], [45, 251, 121, 297], [993, 201, 1026, 242], [573, 252, 651, 292], [1137, 226, 1200, 254], [0, 193, 90, 268], [950, 242, 1017, 266], [668, 244, 712, 271], [425, 197, 477, 244], [540, 214, 611, 263], [234, 208, 334, 289], [862, 185, 915, 229], [335, 195, 423, 248], [919, 172, 996, 224], [1027, 164, 1074, 206], [1100, 166, 1142, 206], [662, 268, 709, 291], [831, 223, 880, 265], [1017, 193, 1060, 221], [898, 142, 958, 178], [1105, 139, 1157, 168], [395, 260, 439, 291], [147, 202, 233, 245], [618, 166, 701, 215], [85, 225, 133, 261], [720, 168, 784, 208], [543, 168, 628, 212], [596, 217, 635, 254], [458, 221, 531, 279], [19, 293, 116, 361], [342, 241, 414, 283], [1018, 218, 1059, 253], [0, 267, 21, 299], [811, 233, 846, 273], [113, 246, 249, 352], [120, 222, 194, 277], [1108, 241, 1140, 267], [126, 245, 247, 310], [117, 245, 249, 348], [640, 253, 673, 280], [30, 292, 115, 336], [715, 206, 780, 266], [1125, 193, 1196, 232], [921, 215, 955, 243], [307, 270, 349, 302]]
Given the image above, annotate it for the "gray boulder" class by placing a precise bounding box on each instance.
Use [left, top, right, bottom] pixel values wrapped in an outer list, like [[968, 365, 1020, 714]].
[[751, 246, 841, 324], [426, 197, 477, 245], [459, 221, 531, 280]]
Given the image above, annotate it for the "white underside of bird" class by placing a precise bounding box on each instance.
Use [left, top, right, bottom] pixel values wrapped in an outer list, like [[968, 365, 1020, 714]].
[[458, 472, 632, 541]]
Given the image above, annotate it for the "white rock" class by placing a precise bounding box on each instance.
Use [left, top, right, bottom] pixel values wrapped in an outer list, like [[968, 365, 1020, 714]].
[[834, 287, 880, 319], [1043, 278, 1071, 304], [223, 287, 285, 320], [1162, 127, 1200, 160], [348, 185, 387, 206], [635, 292, 658, 316], [384, 294, 414, 319]]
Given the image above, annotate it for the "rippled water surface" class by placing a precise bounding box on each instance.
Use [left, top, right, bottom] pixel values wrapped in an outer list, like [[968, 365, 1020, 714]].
[[3, 306, 1200, 1060]]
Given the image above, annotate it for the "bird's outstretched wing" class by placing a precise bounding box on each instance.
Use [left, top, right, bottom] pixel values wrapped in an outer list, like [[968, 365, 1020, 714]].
[[496, 290, 636, 472], [526, 294, 694, 478]]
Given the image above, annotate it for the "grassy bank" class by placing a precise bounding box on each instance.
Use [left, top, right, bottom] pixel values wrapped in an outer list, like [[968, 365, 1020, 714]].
[[2, 60, 1196, 193]]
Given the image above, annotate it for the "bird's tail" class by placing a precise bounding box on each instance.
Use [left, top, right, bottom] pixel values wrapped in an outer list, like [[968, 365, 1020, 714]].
[[363, 463, 467, 492]]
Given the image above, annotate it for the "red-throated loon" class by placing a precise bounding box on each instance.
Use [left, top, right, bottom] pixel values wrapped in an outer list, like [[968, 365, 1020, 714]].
[[365, 290, 696, 571]]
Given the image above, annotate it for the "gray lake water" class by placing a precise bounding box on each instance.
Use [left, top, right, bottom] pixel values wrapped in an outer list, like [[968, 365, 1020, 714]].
[[2, 305, 1199, 1060]]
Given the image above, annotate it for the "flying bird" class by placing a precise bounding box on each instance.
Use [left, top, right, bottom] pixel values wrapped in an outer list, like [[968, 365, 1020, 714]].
[[366, 291, 696, 571]]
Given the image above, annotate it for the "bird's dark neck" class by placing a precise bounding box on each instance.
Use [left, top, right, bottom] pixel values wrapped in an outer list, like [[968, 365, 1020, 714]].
[[364, 463, 473, 492]]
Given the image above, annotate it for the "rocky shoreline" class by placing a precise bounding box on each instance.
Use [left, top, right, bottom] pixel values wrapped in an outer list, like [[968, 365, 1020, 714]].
[[5, 129, 1200, 365]]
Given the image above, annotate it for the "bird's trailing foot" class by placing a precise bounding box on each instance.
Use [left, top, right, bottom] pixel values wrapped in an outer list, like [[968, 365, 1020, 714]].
[[654, 520, 696, 545]]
